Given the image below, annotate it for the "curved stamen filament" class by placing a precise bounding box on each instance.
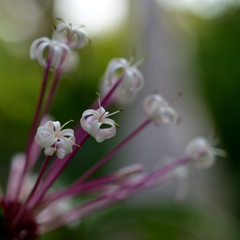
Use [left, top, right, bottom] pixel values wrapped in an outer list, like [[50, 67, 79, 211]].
[[99, 110, 107, 121], [168, 92, 182, 105], [61, 120, 74, 130], [132, 55, 148, 68], [96, 92, 101, 108], [128, 48, 136, 65], [107, 108, 124, 118]]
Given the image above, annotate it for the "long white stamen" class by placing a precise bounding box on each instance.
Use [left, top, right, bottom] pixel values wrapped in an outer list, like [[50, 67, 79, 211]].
[[128, 48, 136, 65], [213, 148, 227, 157], [61, 120, 74, 130], [132, 55, 148, 68], [107, 108, 124, 118], [96, 92, 101, 108]]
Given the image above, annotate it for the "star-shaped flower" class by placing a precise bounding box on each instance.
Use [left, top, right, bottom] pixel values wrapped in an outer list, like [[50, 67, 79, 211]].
[[80, 94, 123, 142], [35, 120, 78, 159]]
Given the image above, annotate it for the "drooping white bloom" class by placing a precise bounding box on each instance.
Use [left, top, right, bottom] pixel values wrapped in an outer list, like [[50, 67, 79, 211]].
[[143, 93, 179, 125], [80, 94, 123, 142], [35, 120, 77, 159], [100, 54, 145, 104], [53, 21, 89, 49], [185, 137, 226, 168], [30, 37, 70, 69]]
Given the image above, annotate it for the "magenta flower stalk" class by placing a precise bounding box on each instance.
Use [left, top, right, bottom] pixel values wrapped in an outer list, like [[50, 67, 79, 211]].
[[0, 20, 225, 240]]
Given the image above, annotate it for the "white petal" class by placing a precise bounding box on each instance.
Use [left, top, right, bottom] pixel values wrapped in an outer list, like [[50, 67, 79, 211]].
[[131, 68, 145, 92], [38, 135, 56, 149], [56, 148, 66, 159], [51, 45, 63, 68], [89, 119, 102, 138], [37, 42, 51, 68], [121, 70, 135, 95], [82, 109, 97, 117], [68, 136, 76, 146], [36, 126, 55, 136], [72, 30, 88, 49], [58, 43, 71, 67], [35, 134, 44, 145], [45, 121, 55, 131], [59, 129, 74, 138], [44, 147, 55, 156], [80, 110, 98, 132], [52, 121, 61, 133], [30, 37, 50, 59], [101, 118, 116, 127], [59, 137, 73, 155], [96, 126, 116, 142], [56, 23, 69, 32], [104, 58, 127, 84]]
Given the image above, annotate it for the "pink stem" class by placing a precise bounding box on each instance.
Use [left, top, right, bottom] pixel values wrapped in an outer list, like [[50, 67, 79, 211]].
[[41, 118, 151, 208], [42, 156, 191, 232], [35, 175, 116, 213], [74, 118, 152, 185], [15, 63, 51, 201], [99, 73, 124, 107], [74, 73, 124, 142], [40, 69, 61, 119], [25, 156, 51, 205], [0, 184, 3, 200], [25, 64, 51, 160], [28, 133, 90, 208], [43, 73, 125, 189]]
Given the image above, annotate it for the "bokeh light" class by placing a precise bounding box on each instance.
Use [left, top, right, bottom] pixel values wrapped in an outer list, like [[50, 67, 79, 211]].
[[54, 0, 129, 39]]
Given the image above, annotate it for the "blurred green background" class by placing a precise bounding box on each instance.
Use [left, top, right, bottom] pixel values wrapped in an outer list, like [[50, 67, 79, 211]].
[[0, 0, 240, 239]]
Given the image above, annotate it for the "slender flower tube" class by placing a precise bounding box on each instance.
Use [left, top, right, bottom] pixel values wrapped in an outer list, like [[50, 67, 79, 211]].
[[35, 120, 79, 159], [30, 37, 70, 69], [143, 93, 180, 125]]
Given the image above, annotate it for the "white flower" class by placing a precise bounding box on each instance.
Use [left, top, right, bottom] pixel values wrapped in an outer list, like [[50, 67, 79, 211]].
[[185, 137, 226, 168], [80, 94, 123, 142], [53, 21, 89, 49], [143, 94, 179, 125], [30, 37, 70, 69], [101, 53, 145, 104], [35, 120, 78, 159]]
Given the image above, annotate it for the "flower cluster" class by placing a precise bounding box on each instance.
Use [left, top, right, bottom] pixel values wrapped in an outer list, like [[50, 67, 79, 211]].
[[0, 20, 225, 240]]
